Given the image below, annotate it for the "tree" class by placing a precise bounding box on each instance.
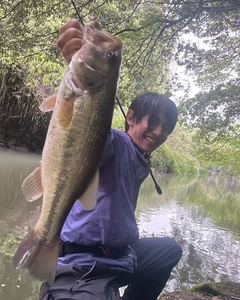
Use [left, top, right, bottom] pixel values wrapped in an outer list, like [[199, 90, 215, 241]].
[[2, 1, 239, 102], [0, 0, 239, 173], [0, 0, 175, 101], [174, 1, 240, 174], [0, 0, 71, 85], [176, 0, 240, 128]]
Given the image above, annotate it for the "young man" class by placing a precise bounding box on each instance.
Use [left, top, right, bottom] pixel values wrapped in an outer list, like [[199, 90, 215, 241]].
[[39, 19, 182, 300]]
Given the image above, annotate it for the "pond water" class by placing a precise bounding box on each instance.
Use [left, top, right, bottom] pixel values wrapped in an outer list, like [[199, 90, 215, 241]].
[[0, 149, 239, 300]]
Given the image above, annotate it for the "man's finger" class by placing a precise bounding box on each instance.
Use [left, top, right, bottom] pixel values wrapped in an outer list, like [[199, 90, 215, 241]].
[[57, 28, 83, 50], [61, 39, 83, 64], [59, 19, 82, 35]]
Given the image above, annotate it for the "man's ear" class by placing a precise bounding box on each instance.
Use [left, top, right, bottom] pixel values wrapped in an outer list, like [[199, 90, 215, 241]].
[[126, 109, 134, 127]]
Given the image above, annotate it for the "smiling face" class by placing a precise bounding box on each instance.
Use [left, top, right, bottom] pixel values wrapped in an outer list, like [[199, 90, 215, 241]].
[[126, 109, 171, 153]]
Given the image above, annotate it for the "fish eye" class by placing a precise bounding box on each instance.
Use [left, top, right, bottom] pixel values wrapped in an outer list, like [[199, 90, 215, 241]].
[[107, 51, 115, 58]]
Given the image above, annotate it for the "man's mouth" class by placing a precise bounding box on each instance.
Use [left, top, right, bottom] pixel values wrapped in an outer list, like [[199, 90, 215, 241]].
[[144, 135, 157, 144]]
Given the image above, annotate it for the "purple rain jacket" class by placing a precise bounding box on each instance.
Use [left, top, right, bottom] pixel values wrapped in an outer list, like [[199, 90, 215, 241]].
[[58, 128, 149, 273]]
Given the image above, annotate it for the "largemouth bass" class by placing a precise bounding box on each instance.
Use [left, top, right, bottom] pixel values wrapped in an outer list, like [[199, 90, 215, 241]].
[[13, 18, 122, 283]]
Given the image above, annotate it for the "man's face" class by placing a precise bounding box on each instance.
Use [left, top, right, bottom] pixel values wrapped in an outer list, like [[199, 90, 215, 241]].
[[126, 110, 171, 153]]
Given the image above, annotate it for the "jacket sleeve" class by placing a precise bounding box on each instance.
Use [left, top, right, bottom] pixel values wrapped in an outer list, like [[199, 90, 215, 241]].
[[100, 129, 116, 168]]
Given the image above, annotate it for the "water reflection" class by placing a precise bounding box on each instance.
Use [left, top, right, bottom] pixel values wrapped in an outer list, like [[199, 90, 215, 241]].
[[138, 173, 240, 292], [0, 149, 41, 227], [0, 149, 240, 299], [0, 149, 42, 300]]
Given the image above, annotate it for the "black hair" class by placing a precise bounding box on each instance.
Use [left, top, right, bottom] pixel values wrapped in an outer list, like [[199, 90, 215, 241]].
[[125, 92, 178, 133]]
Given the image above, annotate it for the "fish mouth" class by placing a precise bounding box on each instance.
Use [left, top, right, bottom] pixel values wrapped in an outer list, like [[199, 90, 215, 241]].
[[82, 20, 122, 52], [69, 59, 106, 91], [69, 58, 97, 75], [66, 75, 82, 94], [68, 61, 82, 90], [68, 19, 122, 91]]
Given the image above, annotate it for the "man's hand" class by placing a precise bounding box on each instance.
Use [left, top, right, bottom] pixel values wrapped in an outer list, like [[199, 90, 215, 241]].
[[57, 19, 83, 64]]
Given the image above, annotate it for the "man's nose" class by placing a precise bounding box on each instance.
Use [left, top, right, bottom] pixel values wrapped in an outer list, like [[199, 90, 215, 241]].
[[152, 124, 162, 135]]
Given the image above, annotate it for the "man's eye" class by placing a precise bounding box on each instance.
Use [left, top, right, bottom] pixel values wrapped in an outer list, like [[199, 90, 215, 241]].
[[163, 127, 170, 133]]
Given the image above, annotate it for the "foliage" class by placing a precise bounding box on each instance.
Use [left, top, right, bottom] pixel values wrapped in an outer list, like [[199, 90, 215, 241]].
[[0, 0, 175, 104], [192, 126, 240, 175], [151, 143, 198, 175], [172, 152, 198, 175], [174, 1, 240, 174], [171, 0, 240, 101], [161, 124, 199, 174], [0, 0, 68, 85], [0, 64, 51, 151], [112, 107, 126, 131], [151, 144, 174, 173], [0, 0, 239, 171]]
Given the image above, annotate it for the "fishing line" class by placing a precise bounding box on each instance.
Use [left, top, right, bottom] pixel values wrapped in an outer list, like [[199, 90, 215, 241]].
[[70, 0, 84, 26], [116, 96, 126, 119], [69, 0, 162, 195]]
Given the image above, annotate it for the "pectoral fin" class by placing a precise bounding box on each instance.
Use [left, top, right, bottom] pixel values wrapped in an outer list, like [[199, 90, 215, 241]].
[[78, 170, 99, 210], [39, 94, 57, 112], [22, 163, 43, 202]]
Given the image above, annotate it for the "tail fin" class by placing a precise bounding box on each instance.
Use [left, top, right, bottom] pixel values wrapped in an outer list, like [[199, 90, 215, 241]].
[[13, 229, 59, 284]]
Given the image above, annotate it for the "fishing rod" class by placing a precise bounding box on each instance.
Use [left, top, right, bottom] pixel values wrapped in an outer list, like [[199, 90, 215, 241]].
[[70, 1, 162, 195], [70, 0, 84, 26]]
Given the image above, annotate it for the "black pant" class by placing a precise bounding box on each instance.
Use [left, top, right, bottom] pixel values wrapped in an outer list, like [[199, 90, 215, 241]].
[[39, 237, 182, 300], [121, 237, 182, 300]]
